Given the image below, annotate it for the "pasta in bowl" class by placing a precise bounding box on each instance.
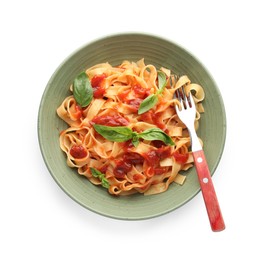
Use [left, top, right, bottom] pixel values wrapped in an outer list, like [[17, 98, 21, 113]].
[[38, 33, 226, 219], [57, 59, 205, 196]]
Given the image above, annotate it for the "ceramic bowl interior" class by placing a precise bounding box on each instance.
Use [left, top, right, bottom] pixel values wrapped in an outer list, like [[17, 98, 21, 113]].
[[38, 33, 226, 220]]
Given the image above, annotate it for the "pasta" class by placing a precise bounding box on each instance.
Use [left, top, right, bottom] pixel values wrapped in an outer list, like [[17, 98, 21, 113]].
[[57, 59, 205, 195]]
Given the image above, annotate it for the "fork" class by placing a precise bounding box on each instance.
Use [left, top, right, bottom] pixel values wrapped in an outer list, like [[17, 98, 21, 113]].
[[174, 83, 225, 232]]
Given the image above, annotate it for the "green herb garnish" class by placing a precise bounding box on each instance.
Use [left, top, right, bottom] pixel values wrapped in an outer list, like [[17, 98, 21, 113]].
[[90, 168, 110, 189], [93, 124, 174, 147], [157, 70, 167, 94], [93, 124, 134, 142], [137, 128, 175, 146], [73, 72, 93, 107], [138, 71, 167, 114]]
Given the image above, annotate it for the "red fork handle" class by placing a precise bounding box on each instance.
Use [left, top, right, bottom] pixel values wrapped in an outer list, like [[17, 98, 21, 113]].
[[192, 150, 225, 232]]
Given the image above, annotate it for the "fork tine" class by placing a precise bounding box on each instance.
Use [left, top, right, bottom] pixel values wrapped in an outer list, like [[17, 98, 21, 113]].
[[179, 96, 184, 111], [188, 92, 195, 109], [180, 86, 185, 100], [180, 86, 188, 109], [184, 91, 192, 108], [170, 74, 178, 88], [174, 87, 183, 109], [174, 86, 187, 110], [171, 75, 194, 111], [175, 86, 181, 100]]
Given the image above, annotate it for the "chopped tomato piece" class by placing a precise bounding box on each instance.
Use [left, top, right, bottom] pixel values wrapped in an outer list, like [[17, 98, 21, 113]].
[[70, 145, 88, 159], [132, 84, 150, 99], [173, 152, 189, 164], [91, 115, 129, 126], [113, 161, 132, 179], [93, 85, 106, 98], [143, 146, 171, 164], [127, 98, 143, 111], [91, 74, 107, 98], [154, 167, 168, 175], [156, 146, 171, 159], [91, 74, 106, 88], [144, 150, 160, 164], [113, 152, 144, 179], [123, 153, 144, 165], [139, 110, 166, 130], [72, 105, 83, 119], [133, 174, 144, 182]]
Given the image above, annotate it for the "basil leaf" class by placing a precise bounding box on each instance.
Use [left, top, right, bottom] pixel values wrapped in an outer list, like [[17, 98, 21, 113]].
[[138, 94, 158, 115], [138, 128, 175, 146], [73, 72, 93, 107], [131, 133, 140, 147], [138, 71, 167, 114], [93, 125, 174, 147], [90, 167, 100, 178], [101, 178, 110, 189], [90, 168, 110, 189], [157, 71, 167, 93], [93, 124, 133, 142]]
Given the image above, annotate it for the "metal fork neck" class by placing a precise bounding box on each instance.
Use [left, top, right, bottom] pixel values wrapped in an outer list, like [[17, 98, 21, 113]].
[[189, 128, 202, 152]]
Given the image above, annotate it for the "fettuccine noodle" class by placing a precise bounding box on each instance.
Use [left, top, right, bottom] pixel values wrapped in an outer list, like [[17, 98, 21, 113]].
[[57, 59, 205, 195]]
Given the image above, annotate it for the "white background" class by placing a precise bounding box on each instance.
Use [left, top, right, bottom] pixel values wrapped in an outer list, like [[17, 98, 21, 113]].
[[1, 0, 271, 259]]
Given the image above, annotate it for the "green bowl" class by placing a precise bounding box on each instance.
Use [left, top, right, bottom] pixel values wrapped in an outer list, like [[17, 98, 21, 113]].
[[38, 33, 226, 220]]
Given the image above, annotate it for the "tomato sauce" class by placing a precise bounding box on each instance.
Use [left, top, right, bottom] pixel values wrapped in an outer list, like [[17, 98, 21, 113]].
[[144, 150, 160, 164], [118, 90, 130, 101], [91, 74, 106, 98], [173, 151, 189, 164], [72, 105, 83, 119], [133, 174, 144, 182], [132, 84, 150, 99], [70, 145, 88, 159], [143, 146, 171, 164], [154, 167, 168, 175], [151, 140, 165, 148], [123, 153, 145, 165], [126, 98, 143, 111], [113, 160, 132, 179], [139, 110, 166, 130], [117, 84, 150, 112], [99, 164, 108, 174], [113, 153, 144, 179], [91, 115, 129, 126], [122, 140, 134, 152], [113, 146, 172, 178]]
